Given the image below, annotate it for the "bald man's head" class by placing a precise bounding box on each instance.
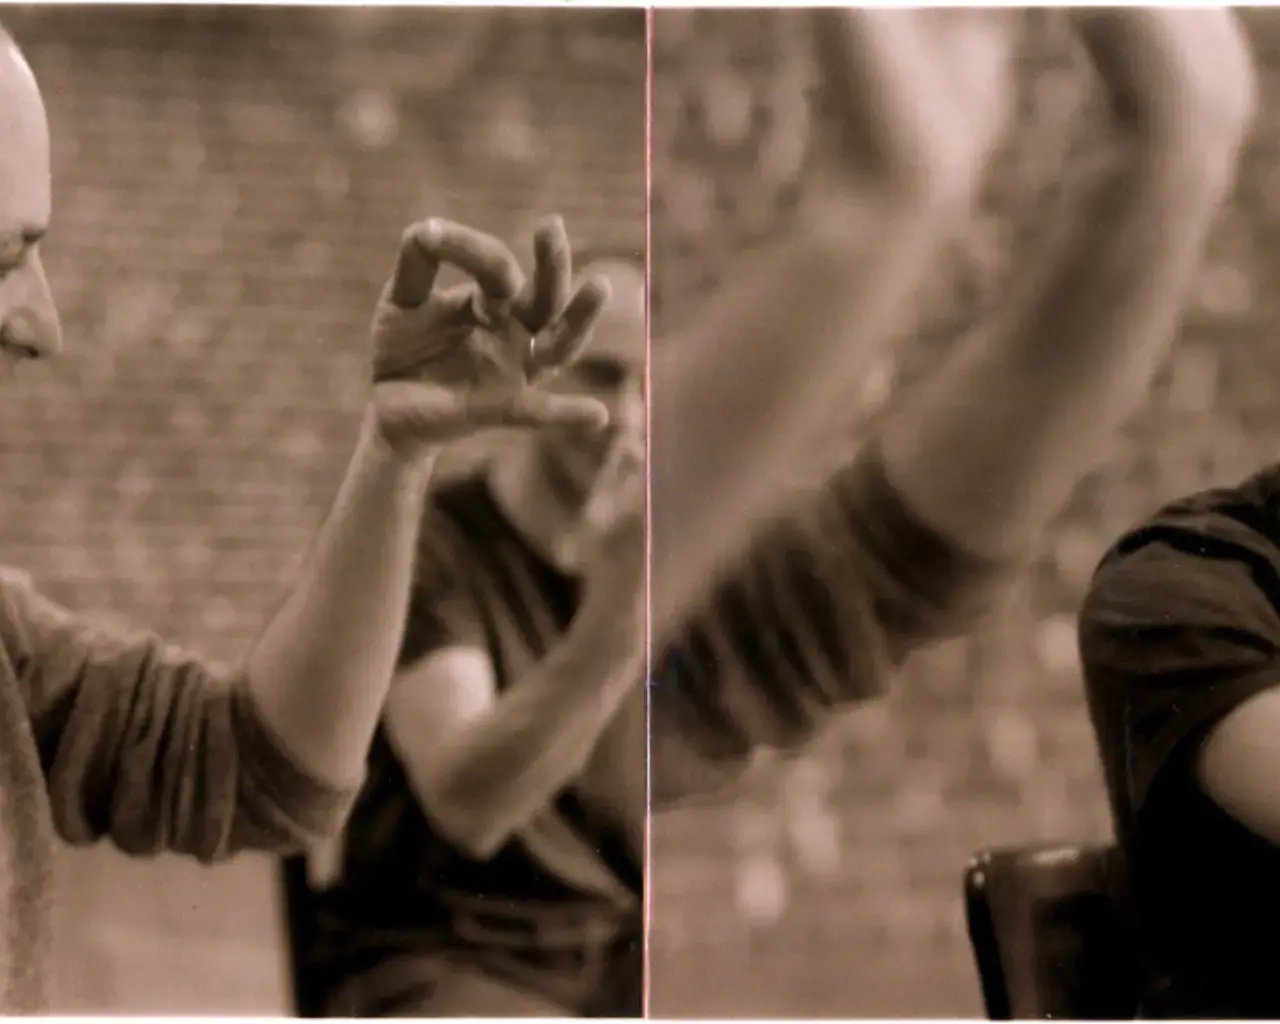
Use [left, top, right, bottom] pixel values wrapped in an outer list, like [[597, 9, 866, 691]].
[[520, 247, 646, 511], [0, 29, 60, 374], [574, 250, 644, 370]]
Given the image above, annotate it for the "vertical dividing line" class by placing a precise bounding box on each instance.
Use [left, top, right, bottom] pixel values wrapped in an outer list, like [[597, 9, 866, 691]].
[[642, 4, 654, 1018]]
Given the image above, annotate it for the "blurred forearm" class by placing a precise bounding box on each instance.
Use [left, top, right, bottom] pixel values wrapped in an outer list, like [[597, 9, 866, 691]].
[[876, 9, 1256, 561]]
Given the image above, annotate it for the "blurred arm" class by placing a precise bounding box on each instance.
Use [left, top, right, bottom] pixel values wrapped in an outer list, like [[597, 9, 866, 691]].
[[651, 441, 1009, 806], [651, 9, 1002, 642], [874, 8, 1258, 561]]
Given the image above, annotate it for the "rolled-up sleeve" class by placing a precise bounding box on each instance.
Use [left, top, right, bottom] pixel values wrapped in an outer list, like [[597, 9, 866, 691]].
[[0, 570, 356, 862], [653, 440, 1013, 771]]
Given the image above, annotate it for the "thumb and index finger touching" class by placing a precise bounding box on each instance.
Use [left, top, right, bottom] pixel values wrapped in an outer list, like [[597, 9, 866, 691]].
[[388, 215, 612, 380], [388, 219, 527, 312]]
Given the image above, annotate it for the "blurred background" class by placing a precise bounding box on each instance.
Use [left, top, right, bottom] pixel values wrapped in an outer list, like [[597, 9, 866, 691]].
[[0, 5, 643, 1013], [649, 8, 1280, 1018]]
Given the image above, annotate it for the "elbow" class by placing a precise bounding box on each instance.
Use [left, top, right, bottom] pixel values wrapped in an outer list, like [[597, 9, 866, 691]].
[[419, 775, 520, 860], [456, 826, 510, 862], [428, 797, 514, 861]]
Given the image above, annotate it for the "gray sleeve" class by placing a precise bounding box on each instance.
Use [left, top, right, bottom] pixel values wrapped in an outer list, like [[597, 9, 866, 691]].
[[0, 569, 356, 862]]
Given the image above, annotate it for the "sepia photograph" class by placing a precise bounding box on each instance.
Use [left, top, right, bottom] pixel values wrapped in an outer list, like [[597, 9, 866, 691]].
[[0, 4, 644, 1016], [9, 2, 1280, 1020], [648, 6, 1280, 1019]]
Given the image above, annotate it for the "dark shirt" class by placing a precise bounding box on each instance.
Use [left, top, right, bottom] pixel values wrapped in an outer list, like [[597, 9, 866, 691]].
[[1079, 464, 1280, 1017], [652, 441, 1012, 804], [310, 475, 642, 1016], [0, 568, 351, 1012]]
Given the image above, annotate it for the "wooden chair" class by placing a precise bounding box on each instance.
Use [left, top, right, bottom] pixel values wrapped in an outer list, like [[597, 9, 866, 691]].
[[964, 843, 1144, 1019]]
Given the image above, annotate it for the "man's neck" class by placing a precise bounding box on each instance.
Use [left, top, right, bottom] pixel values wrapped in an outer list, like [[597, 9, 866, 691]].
[[489, 443, 585, 574]]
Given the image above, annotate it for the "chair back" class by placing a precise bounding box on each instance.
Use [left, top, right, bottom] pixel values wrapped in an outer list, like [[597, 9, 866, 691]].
[[279, 855, 326, 1018], [964, 843, 1143, 1019]]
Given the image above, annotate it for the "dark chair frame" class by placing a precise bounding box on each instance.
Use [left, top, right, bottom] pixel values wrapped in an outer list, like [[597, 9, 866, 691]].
[[279, 854, 326, 1018], [964, 842, 1145, 1020]]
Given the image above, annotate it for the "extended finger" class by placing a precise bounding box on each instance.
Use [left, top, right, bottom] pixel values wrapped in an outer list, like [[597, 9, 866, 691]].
[[406, 218, 526, 304], [514, 215, 573, 335], [469, 387, 610, 432], [528, 275, 612, 379], [388, 223, 444, 310]]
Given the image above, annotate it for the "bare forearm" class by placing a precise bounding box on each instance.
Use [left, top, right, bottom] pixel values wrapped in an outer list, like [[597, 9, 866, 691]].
[[248, 409, 434, 788], [423, 615, 643, 857], [879, 142, 1242, 562]]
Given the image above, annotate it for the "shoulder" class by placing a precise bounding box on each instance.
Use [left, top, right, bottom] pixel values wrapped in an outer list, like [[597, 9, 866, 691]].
[[1083, 467, 1280, 639], [1080, 471, 1280, 823], [1079, 469, 1280, 776]]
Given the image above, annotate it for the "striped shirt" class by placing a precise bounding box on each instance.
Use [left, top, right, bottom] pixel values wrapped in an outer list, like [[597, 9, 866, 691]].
[[304, 474, 642, 1016], [651, 441, 1011, 805]]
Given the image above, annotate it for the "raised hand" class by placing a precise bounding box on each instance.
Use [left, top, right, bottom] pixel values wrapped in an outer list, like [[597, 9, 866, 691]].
[[370, 216, 613, 459], [1070, 8, 1255, 162], [807, 8, 1018, 208]]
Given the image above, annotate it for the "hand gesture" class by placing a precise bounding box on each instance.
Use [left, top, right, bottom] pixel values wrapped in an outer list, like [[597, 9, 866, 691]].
[[370, 216, 612, 459]]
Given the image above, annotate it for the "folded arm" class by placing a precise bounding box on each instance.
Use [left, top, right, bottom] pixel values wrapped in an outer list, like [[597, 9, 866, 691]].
[[384, 606, 643, 862]]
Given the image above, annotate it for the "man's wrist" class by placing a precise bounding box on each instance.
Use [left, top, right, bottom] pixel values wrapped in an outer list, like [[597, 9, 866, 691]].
[[357, 404, 438, 492]]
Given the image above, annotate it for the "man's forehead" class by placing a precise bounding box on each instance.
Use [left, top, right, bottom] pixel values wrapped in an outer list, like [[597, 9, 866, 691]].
[[0, 35, 51, 229], [579, 257, 645, 319]]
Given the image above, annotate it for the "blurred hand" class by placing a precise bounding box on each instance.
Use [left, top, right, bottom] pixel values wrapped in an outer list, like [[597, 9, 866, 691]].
[[1071, 7, 1256, 159], [809, 8, 1017, 206], [370, 216, 613, 459]]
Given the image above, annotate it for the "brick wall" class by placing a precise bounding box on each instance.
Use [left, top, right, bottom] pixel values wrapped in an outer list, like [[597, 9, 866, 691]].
[[649, 10, 1280, 1017], [0, 7, 643, 1012]]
